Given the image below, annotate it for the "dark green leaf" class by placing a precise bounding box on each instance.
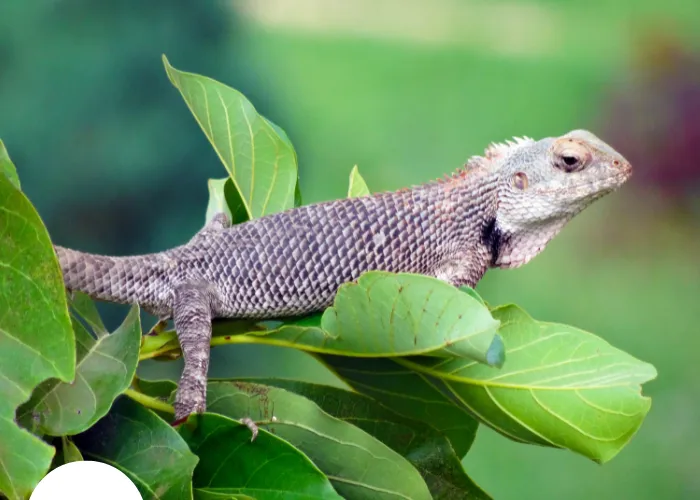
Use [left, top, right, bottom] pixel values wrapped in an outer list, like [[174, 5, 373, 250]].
[[249, 378, 491, 499], [18, 306, 141, 435], [324, 356, 478, 457], [221, 272, 502, 365], [347, 165, 370, 198], [294, 180, 303, 207], [73, 396, 198, 500], [133, 378, 178, 420], [207, 381, 432, 500], [205, 178, 249, 226], [164, 55, 298, 219], [401, 305, 657, 463], [0, 140, 20, 189], [0, 174, 75, 499], [195, 492, 255, 500], [136, 378, 178, 401], [180, 413, 341, 500]]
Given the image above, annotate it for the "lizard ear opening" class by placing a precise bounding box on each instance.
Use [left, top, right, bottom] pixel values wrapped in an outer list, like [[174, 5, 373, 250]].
[[512, 172, 528, 190]]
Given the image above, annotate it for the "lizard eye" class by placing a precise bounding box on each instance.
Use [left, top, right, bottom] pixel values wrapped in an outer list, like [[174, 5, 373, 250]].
[[552, 142, 592, 173], [512, 172, 528, 190]]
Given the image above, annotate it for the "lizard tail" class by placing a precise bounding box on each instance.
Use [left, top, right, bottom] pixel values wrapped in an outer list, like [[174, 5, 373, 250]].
[[55, 245, 172, 314]]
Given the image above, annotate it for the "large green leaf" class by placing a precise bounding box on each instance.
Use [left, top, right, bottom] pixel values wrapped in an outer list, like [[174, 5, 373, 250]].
[[213, 272, 503, 365], [180, 412, 342, 500], [248, 378, 491, 500], [73, 396, 198, 500], [400, 305, 657, 463], [0, 140, 20, 189], [164, 55, 298, 219], [347, 165, 370, 198], [0, 174, 75, 499], [18, 305, 141, 436], [207, 381, 432, 500], [324, 356, 478, 458]]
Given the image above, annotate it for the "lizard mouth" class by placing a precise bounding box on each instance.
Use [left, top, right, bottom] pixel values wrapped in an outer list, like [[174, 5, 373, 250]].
[[537, 165, 632, 198]]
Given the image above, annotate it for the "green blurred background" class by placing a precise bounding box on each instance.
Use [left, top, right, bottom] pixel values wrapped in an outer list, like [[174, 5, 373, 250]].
[[2, 0, 699, 498]]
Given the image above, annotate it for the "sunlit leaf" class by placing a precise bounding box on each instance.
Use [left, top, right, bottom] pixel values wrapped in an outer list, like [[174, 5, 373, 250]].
[[164, 55, 298, 219], [400, 305, 657, 463], [347, 165, 370, 198], [0, 174, 75, 499], [18, 306, 141, 436], [215, 272, 503, 365], [0, 140, 20, 189]]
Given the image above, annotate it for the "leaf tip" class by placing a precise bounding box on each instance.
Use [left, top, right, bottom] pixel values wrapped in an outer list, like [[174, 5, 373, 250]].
[[486, 333, 505, 367]]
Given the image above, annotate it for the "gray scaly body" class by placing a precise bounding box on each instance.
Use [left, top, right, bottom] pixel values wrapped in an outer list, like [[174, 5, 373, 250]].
[[56, 130, 632, 420]]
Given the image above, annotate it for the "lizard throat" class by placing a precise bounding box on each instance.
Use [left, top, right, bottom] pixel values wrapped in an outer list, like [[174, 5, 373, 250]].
[[480, 217, 508, 267]]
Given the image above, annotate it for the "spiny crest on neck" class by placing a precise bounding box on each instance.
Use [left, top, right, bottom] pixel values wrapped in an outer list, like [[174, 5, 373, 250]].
[[430, 135, 536, 185]]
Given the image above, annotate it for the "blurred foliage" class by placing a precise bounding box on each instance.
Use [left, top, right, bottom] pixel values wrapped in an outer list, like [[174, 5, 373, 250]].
[[2, 0, 699, 498]]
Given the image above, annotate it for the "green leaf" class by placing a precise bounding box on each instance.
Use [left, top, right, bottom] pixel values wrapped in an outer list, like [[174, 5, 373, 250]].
[[73, 396, 198, 500], [400, 305, 657, 463], [324, 356, 478, 458], [222, 272, 502, 365], [0, 174, 75, 499], [180, 413, 342, 500], [133, 378, 178, 420], [0, 140, 20, 189], [294, 178, 303, 207], [18, 306, 141, 436], [61, 436, 83, 463], [195, 492, 255, 500], [135, 378, 178, 402], [164, 55, 298, 219], [347, 165, 370, 198], [205, 178, 249, 226], [261, 115, 303, 208], [248, 378, 491, 500], [207, 381, 432, 500], [69, 291, 108, 337], [458, 286, 487, 307]]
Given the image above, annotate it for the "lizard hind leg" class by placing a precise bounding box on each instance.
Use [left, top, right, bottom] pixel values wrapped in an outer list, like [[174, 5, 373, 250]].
[[172, 283, 215, 422]]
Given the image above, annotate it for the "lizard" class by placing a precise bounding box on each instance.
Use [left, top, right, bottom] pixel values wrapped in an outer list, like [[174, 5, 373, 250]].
[[54, 129, 632, 423]]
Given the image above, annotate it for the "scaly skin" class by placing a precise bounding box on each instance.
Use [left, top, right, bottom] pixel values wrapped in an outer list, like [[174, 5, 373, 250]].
[[55, 130, 632, 421]]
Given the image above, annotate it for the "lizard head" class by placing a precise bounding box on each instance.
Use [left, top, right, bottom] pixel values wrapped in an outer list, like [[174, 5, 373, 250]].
[[486, 129, 632, 269]]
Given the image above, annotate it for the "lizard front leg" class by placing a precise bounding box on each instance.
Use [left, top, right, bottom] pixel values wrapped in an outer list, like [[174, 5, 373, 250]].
[[434, 255, 488, 289], [172, 283, 214, 422]]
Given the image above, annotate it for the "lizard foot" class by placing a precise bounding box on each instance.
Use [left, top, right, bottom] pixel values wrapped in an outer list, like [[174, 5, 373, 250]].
[[172, 398, 206, 426], [241, 417, 259, 442]]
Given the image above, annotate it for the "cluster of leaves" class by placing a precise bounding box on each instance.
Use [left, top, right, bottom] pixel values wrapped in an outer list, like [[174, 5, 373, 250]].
[[0, 56, 657, 500]]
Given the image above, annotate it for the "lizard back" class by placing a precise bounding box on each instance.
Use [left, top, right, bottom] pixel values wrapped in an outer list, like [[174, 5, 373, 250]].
[[169, 174, 498, 318]]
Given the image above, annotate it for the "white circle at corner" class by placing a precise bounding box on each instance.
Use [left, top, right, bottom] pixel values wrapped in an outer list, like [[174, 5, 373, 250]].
[[30, 461, 142, 500]]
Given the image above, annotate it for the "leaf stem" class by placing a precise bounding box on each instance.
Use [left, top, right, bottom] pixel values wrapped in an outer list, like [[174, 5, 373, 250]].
[[124, 388, 175, 415]]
